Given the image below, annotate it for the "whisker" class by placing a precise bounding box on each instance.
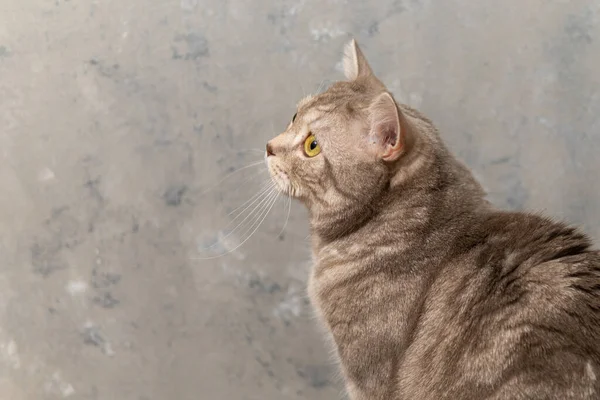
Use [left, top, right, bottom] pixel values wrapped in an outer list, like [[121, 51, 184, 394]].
[[229, 169, 271, 190], [228, 180, 275, 218], [232, 189, 279, 243], [316, 79, 327, 94], [201, 187, 278, 250], [200, 160, 266, 195], [277, 195, 292, 238], [235, 148, 265, 154], [194, 190, 280, 260], [211, 171, 270, 215], [227, 190, 281, 252], [227, 185, 277, 226]]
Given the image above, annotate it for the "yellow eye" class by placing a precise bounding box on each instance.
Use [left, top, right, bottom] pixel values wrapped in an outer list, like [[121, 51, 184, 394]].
[[304, 134, 321, 157]]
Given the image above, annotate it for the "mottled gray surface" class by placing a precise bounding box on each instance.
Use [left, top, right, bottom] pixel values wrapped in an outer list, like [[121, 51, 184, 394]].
[[0, 0, 599, 399]]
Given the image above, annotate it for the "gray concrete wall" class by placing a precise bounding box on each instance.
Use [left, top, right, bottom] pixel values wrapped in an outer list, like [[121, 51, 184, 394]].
[[0, 0, 599, 399]]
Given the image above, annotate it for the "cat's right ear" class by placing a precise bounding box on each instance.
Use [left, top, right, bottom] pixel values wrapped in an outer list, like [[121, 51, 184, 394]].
[[343, 39, 374, 81], [368, 92, 404, 162]]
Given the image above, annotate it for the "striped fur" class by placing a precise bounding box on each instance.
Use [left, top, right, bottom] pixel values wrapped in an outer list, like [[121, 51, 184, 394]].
[[266, 40, 600, 399]]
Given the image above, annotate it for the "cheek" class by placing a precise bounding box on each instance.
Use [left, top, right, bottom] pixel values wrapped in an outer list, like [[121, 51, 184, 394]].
[[292, 156, 325, 185], [275, 156, 323, 201], [331, 158, 387, 197]]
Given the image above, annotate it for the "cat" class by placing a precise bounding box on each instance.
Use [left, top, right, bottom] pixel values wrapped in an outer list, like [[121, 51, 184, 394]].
[[265, 39, 600, 399]]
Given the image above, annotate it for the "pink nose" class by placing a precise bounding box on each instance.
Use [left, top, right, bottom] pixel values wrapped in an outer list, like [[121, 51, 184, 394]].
[[266, 142, 275, 157]]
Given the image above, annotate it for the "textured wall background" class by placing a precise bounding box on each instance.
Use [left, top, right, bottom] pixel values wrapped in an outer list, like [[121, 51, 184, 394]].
[[0, 0, 599, 399]]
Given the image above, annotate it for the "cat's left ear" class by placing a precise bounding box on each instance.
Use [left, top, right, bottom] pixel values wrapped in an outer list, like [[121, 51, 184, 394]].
[[343, 39, 374, 81], [368, 92, 404, 162]]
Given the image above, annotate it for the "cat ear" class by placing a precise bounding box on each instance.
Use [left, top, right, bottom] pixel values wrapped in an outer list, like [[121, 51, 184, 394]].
[[368, 92, 403, 161], [343, 39, 374, 81]]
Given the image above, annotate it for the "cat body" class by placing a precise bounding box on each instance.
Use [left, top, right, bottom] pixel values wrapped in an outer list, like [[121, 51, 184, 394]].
[[310, 194, 600, 399], [266, 40, 600, 399]]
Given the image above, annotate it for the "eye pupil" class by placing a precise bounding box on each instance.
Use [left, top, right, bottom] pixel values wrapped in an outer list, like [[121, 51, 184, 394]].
[[292, 113, 297, 123], [310, 140, 317, 150]]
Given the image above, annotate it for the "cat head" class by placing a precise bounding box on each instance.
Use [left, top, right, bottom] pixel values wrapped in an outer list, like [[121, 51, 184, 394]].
[[266, 40, 434, 221]]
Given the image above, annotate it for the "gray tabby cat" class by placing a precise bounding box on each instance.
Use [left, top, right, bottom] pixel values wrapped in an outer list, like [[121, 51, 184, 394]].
[[265, 39, 600, 399]]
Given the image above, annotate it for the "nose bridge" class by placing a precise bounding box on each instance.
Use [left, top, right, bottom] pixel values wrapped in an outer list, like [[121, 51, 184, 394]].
[[267, 132, 289, 155]]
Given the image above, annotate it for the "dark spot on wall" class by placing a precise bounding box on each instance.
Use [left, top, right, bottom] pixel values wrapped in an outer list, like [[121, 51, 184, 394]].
[[255, 355, 275, 378], [84, 176, 105, 204], [194, 124, 204, 135], [164, 185, 187, 206], [296, 365, 332, 389], [0, 46, 10, 58], [44, 207, 82, 249], [81, 325, 112, 355], [211, 123, 236, 149], [131, 217, 140, 233], [31, 240, 65, 277], [248, 276, 281, 294], [367, 21, 379, 36], [505, 178, 528, 210], [390, 0, 408, 14], [244, 334, 253, 345], [88, 58, 120, 78], [50, 206, 69, 219], [490, 156, 511, 165], [93, 292, 120, 308], [203, 81, 218, 93], [91, 269, 121, 289], [172, 33, 209, 60], [564, 14, 593, 45], [82, 326, 102, 346], [267, 13, 277, 24]]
